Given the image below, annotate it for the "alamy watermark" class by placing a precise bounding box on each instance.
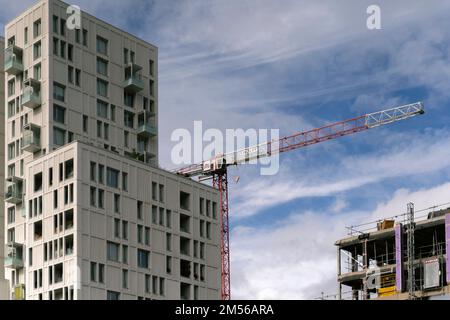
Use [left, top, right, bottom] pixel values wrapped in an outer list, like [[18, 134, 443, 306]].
[[171, 121, 280, 176], [367, 5, 381, 30], [66, 5, 82, 30]]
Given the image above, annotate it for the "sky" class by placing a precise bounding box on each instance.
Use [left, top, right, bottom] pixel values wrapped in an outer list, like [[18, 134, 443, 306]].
[[3, 0, 450, 299]]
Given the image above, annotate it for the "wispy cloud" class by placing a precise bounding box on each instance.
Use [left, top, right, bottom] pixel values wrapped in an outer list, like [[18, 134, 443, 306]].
[[232, 127, 450, 218]]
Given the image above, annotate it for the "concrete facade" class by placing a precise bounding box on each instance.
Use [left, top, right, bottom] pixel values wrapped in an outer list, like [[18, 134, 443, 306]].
[[0, 37, 9, 300], [3, 0, 221, 300]]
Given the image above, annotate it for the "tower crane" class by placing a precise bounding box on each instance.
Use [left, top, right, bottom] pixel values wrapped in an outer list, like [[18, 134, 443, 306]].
[[175, 102, 425, 300]]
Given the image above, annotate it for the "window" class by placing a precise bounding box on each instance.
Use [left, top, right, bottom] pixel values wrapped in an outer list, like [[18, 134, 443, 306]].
[[122, 269, 128, 289], [68, 44, 73, 61], [75, 29, 81, 43], [8, 101, 15, 117], [166, 210, 172, 228], [29, 248, 33, 266], [150, 59, 155, 76], [152, 182, 158, 201], [24, 27, 28, 44], [159, 185, 165, 203], [150, 80, 155, 96], [107, 291, 120, 300], [107, 242, 120, 262], [152, 276, 158, 295], [114, 194, 120, 213], [82, 29, 88, 46], [83, 115, 88, 133], [124, 48, 129, 64], [68, 66, 74, 84], [98, 165, 105, 184], [122, 172, 128, 191], [53, 83, 65, 102], [124, 111, 134, 128], [159, 278, 165, 296], [97, 79, 108, 97], [65, 159, 74, 179], [34, 19, 42, 38], [90, 162, 97, 181], [97, 121, 102, 138], [159, 208, 165, 226], [122, 221, 128, 240], [124, 92, 134, 108], [124, 131, 129, 148], [8, 79, 15, 97], [34, 172, 43, 192], [122, 245, 128, 264], [98, 189, 104, 208], [53, 38, 59, 55], [97, 57, 108, 76], [7, 207, 15, 224], [166, 233, 172, 252], [53, 190, 58, 209], [137, 201, 143, 220], [114, 219, 120, 238], [110, 105, 116, 122], [152, 206, 158, 224], [53, 127, 66, 147], [90, 262, 97, 281], [75, 69, 81, 86], [60, 40, 66, 58], [137, 225, 143, 244], [137, 249, 149, 268], [90, 187, 96, 207], [60, 19, 66, 36], [53, 105, 66, 124], [166, 256, 172, 274], [98, 264, 105, 283], [53, 15, 59, 33], [145, 275, 151, 293], [34, 64, 41, 80], [180, 191, 191, 211], [145, 227, 150, 246], [34, 41, 41, 60], [106, 168, 119, 188], [97, 100, 108, 119], [96, 36, 108, 55]]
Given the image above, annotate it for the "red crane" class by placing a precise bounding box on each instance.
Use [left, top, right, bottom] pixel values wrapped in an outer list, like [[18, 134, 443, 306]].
[[175, 102, 425, 300]]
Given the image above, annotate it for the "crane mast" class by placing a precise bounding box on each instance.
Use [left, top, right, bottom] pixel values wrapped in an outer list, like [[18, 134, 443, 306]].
[[175, 101, 425, 300]]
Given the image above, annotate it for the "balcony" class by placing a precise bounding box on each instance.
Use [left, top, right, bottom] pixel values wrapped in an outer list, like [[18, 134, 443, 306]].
[[5, 176, 23, 204], [22, 124, 41, 153], [137, 110, 157, 138], [21, 79, 41, 109], [5, 242, 24, 269], [137, 123, 157, 138], [124, 63, 144, 93], [4, 45, 23, 75]]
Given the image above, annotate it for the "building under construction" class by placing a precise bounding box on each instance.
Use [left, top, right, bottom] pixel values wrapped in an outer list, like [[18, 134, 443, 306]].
[[336, 204, 450, 300]]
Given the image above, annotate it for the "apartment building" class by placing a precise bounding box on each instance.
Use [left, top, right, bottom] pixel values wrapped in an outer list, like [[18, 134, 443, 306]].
[[3, 0, 221, 300], [0, 37, 9, 300]]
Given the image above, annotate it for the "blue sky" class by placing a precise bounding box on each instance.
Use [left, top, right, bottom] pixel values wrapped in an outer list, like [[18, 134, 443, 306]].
[[3, 0, 450, 299]]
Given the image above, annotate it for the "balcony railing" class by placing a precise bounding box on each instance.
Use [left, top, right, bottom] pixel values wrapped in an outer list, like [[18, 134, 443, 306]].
[[137, 123, 157, 138], [5, 177, 23, 204], [124, 63, 144, 93], [22, 124, 41, 153], [5, 242, 24, 269], [21, 82, 41, 109], [4, 45, 23, 75], [124, 75, 144, 93]]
